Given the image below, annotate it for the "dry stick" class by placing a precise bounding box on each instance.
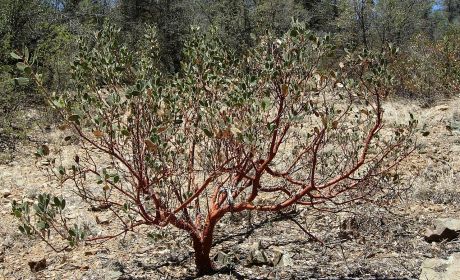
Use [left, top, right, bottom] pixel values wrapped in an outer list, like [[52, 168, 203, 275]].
[[86, 221, 146, 243], [281, 212, 324, 245], [339, 242, 352, 273], [28, 223, 69, 253]]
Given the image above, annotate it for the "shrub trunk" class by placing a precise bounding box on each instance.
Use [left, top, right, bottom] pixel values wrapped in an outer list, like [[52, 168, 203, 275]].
[[191, 222, 217, 276]]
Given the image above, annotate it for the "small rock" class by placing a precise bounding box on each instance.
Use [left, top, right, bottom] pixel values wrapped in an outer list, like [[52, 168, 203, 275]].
[[89, 203, 112, 212], [28, 258, 47, 272], [251, 250, 268, 265], [2, 236, 13, 249], [272, 250, 283, 266], [84, 250, 98, 256], [61, 135, 79, 146], [420, 253, 460, 280], [106, 270, 123, 280], [39, 160, 51, 166], [435, 218, 460, 231], [272, 250, 294, 267], [156, 249, 171, 255], [25, 189, 39, 199], [23, 198, 34, 204], [250, 240, 261, 251], [1, 189, 11, 198], [247, 241, 269, 266], [279, 253, 294, 267], [450, 119, 460, 134], [95, 214, 110, 225], [435, 105, 449, 111], [424, 227, 459, 243], [214, 251, 231, 266], [106, 260, 125, 279]]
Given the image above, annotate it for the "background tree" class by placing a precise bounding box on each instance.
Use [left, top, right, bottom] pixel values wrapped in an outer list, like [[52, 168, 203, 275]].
[[445, 0, 460, 23], [309, 0, 339, 32], [251, 0, 310, 36], [334, 0, 374, 49], [114, 0, 193, 72], [372, 0, 434, 49]]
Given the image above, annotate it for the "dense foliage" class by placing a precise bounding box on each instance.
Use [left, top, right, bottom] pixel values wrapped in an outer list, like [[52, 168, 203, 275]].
[[1, 2, 458, 156]]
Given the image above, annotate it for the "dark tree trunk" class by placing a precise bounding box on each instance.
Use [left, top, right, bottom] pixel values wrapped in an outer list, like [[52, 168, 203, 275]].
[[191, 235, 215, 276], [190, 219, 220, 276]]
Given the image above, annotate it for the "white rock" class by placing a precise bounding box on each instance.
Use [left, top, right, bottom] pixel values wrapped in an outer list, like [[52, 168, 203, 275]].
[[214, 251, 231, 265], [247, 241, 268, 265], [435, 218, 460, 231], [435, 105, 449, 111], [1, 189, 11, 198], [278, 253, 294, 267], [106, 270, 123, 280], [272, 250, 294, 267], [420, 253, 460, 280]]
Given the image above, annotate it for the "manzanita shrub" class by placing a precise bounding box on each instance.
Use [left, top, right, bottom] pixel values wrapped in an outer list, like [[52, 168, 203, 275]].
[[12, 23, 416, 275]]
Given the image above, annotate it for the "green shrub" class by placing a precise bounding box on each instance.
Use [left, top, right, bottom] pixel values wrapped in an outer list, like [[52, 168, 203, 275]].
[[12, 23, 415, 276]]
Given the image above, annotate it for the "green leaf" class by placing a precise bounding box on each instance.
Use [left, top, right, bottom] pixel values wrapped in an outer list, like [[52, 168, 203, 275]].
[[260, 97, 270, 110], [53, 197, 60, 207], [24, 66, 32, 75], [33, 204, 41, 214], [35, 148, 44, 158], [123, 202, 130, 212], [202, 128, 213, 138], [14, 77, 29, 86], [267, 123, 276, 132], [16, 62, 27, 71], [10, 52, 21, 60], [131, 90, 141, 97], [20, 224, 32, 235], [37, 221, 48, 230], [19, 225, 26, 234], [24, 47, 29, 62], [68, 114, 80, 123], [96, 177, 103, 184]]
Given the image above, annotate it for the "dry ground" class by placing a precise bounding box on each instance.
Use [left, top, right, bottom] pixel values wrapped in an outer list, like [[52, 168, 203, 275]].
[[1, 97, 460, 279]]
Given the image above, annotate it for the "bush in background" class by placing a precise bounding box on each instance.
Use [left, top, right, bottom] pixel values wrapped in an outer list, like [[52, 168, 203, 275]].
[[392, 25, 460, 102]]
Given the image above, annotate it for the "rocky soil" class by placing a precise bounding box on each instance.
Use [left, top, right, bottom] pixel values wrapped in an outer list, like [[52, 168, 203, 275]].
[[1, 97, 460, 280]]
